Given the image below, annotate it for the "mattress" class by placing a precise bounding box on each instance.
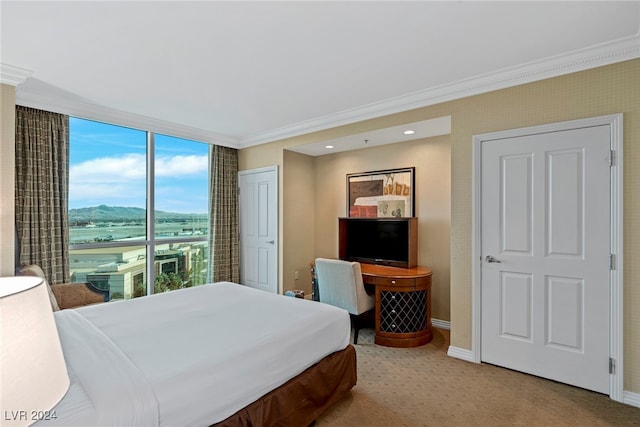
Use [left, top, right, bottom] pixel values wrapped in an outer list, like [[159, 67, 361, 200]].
[[37, 282, 351, 426]]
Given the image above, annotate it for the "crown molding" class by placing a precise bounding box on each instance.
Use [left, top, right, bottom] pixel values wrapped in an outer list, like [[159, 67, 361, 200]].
[[8, 33, 639, 149], [16, 86, 239, 148], [239, 33, 640, 148], [0, 63, 33, 86]]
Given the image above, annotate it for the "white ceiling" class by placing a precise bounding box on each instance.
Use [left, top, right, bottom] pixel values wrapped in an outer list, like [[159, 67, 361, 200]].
[[287, 115, 452, 156], [1, 1, 639, 151]]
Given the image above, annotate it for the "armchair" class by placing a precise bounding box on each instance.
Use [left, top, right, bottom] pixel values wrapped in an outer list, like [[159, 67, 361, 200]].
[[18, 264, 108, 310]]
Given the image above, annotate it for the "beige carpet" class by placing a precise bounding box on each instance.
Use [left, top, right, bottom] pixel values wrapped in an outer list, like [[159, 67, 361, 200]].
[[316, 328, 640, 426]]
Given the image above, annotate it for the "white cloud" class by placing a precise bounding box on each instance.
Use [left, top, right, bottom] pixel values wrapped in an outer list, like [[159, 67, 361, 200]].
[[155, 155, 208, 177], [70, 153, 146, 183], [69, 153, 209, 208], [70, 153, 208, 183]]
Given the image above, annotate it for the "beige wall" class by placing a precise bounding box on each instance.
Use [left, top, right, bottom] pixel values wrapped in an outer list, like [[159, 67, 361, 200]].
[[282, 150, 315, 294], [311, 137, 451, 321], [239, 59, 640, 393], [0, 83, 16, 276], [276, 136, 452, 317]]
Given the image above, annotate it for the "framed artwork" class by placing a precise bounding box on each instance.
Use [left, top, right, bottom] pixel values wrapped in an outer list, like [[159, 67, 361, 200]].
[[346, 167, 415, 218]]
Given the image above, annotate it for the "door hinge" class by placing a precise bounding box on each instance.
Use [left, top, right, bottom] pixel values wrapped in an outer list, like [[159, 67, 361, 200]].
[[609, 357, 616, 374], [610, 253, 616, 270], [609, 150, 616, 167]]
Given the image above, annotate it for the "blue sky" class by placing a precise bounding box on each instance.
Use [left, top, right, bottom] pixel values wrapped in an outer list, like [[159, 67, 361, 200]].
[[69, 117, 209, 214]]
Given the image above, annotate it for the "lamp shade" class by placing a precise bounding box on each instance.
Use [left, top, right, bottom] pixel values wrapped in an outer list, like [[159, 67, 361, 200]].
[[0, 276, 69, 427]]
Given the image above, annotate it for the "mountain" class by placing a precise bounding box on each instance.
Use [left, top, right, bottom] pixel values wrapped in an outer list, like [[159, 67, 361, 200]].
[[69, 205, 207, 223]]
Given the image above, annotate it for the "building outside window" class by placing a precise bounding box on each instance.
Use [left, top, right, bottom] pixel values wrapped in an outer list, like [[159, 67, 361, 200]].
[[68, 118, 209, 300]]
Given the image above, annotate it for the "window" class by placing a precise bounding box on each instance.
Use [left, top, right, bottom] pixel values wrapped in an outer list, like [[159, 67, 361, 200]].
[[69, 118, 209, 300], [68, 119, 147, 241], [154, 134, 209, 239]]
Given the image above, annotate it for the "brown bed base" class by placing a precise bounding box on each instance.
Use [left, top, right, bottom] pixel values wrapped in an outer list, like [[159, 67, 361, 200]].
[[211, 344, 357, 427]]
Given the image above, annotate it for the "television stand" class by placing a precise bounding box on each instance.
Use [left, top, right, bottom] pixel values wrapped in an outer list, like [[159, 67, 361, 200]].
[[360, 264, 433, 348]]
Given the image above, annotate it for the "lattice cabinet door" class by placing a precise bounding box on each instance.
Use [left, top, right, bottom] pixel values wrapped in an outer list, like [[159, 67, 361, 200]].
[[373, 274, 432, 347], [379, 289, 428, 333]]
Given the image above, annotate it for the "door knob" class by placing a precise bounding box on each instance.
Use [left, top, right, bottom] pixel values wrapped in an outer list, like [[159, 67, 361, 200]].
[[485, 255, 502, 263], [266, 240, 275, 245]]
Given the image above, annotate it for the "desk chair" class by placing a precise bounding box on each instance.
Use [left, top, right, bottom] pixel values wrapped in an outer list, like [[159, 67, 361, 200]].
[[314, 258, 375, 344]]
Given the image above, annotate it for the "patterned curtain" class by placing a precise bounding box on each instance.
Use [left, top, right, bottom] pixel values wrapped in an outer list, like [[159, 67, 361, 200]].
[[15, 106, 70, 284], [208, 145, 239, 283]]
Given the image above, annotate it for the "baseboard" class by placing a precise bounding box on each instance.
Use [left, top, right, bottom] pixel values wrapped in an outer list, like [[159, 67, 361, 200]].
[[447, 346, 476, 363], [435, 320, 476, 363], [623, 391, 640, 408], [431, 318, 450, 330]]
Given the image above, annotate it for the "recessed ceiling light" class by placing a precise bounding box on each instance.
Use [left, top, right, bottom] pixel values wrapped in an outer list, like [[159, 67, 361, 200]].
[[403, 130, 415, 135], [325, 145, 334, 149]]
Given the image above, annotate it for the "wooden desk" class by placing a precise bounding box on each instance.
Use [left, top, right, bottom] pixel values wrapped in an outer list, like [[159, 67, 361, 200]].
[[360, 264, 433, 348]]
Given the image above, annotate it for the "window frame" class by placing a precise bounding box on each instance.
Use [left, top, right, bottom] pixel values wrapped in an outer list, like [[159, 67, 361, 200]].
[[68, 118, 209, 297]]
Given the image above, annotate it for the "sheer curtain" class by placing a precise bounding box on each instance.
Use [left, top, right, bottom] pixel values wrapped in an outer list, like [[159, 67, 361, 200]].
[[208, 145, 239, 283], [15, 106, 70, 284]]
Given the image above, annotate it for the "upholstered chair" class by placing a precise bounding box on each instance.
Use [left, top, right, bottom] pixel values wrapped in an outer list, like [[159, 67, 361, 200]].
[[314, 258, 375, 344], [19, 264, 108, 311]]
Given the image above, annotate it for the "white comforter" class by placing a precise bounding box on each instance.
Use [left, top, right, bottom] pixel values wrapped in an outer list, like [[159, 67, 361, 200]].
[[38, 282, 351, 427]]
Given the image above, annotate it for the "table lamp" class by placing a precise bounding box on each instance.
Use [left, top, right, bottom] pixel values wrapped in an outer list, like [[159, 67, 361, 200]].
[[0, 276, 69, 427]]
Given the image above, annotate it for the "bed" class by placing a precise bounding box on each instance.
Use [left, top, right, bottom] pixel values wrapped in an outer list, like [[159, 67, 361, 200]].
[[36, 282, 356, 427]]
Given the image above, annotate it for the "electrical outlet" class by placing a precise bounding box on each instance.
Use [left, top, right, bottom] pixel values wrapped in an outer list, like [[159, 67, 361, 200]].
[[294, 270, 299, 280]]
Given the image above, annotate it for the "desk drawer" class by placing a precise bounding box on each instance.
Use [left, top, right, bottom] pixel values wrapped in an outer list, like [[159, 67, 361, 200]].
[[371, 276, 415, 287]]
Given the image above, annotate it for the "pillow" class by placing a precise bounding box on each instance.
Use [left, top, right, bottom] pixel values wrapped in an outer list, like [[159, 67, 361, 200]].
[[19, 264, 60, 311]]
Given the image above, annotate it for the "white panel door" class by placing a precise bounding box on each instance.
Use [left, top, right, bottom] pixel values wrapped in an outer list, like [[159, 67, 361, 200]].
[[481, 125, 611, 393], [238, 167, 278, 293]]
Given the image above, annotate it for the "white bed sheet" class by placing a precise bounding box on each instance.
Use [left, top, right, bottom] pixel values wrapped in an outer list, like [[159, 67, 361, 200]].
[[39, 282, 351, 427]]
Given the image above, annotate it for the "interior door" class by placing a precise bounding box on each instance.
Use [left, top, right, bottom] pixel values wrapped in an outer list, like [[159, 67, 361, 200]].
[[238, 167, 278, 293], [480, 125, 611, 394]]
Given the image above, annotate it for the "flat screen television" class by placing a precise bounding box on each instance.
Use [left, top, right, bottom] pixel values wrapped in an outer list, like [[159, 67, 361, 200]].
[[339, 217, 417, 268]]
